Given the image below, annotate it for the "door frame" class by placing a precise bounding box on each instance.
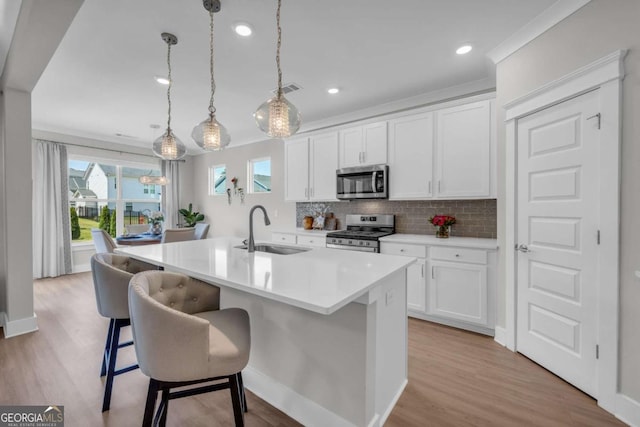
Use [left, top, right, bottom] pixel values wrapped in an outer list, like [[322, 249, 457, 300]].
[[504, 50, 626, 411]]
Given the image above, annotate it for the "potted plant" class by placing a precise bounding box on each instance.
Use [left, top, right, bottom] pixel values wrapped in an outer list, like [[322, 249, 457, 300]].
[[179, 203, 205, 227]]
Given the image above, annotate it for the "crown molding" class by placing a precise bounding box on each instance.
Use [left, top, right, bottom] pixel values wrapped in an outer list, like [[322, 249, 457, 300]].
[[487, 0, 592, 64]]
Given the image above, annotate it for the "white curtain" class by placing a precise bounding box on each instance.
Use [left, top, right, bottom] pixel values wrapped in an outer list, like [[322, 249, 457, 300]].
[[162, 160, 180, 228], [33, 140, 72, 278]]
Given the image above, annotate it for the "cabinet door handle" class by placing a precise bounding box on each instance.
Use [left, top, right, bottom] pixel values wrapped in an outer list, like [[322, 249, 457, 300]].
[[310, 187, 314, 197], [305, 188, 308, 198], [428, 181, 431, 195], [362, 151, 366, 164], [438, 180, 441, 193], [431, 266, 435, 279], [421, 264, 425, 278]]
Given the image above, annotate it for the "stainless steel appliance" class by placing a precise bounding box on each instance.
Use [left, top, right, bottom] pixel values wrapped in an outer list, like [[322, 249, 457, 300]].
[[326, 214, 394, 253], [336, 164, 388, 200]]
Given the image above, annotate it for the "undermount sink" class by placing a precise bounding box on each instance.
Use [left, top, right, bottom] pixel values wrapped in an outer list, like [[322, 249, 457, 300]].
[[235, 243, 311, 255]]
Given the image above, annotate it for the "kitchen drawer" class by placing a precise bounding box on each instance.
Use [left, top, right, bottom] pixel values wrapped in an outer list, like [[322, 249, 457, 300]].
[[430, 246, 487, 264], [272, 232, 297, 244], [297, 235, 325, 248], [380, 242, 427, 258]]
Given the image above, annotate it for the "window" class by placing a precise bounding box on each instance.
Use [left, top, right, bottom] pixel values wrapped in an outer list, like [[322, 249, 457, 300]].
[[248, 157, 271, 193], [68, 159, 162, 242], [209, 165, 226, 195]]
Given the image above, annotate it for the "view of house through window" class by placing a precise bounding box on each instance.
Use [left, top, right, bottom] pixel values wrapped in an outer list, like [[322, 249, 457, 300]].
[[248, 157, 271, 193], [69, 159, 162, 242], [209, 165, 226, 195]]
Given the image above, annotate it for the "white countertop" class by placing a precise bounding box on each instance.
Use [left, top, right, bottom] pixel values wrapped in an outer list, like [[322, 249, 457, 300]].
[[271, 228, 334, 236], [380, 233, 498, 249], [116, 237, 414, 315]]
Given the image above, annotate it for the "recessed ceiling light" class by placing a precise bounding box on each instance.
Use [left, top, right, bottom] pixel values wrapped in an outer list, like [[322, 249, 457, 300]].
[[234, 23, 252, 37], [327, 88, 340, 94], [154, 75, 170, 85], [456, 45, 473, 55]]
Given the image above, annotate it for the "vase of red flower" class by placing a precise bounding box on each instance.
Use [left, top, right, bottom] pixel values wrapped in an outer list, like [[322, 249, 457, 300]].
[[428, 215, 456, 238]]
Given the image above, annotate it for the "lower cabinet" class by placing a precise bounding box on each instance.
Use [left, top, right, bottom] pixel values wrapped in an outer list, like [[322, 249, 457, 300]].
[[381, 241, 496, 336], [407, 258, 426, 312], [271, 231, 327, 248]]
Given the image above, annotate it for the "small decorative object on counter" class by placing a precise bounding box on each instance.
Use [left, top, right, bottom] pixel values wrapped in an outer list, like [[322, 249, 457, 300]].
[[429, 215, 456, 238], [303, 215, 314, 230], [324, 213, 337, 231], [145, 210, 165, 235]]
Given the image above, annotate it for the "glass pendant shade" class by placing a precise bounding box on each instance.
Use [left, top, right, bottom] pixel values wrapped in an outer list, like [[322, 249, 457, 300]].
[[139, 175, 170, 185], [254, 94, 301, 138], [152, 129, 186, 160], [192, 113, 230, 151]]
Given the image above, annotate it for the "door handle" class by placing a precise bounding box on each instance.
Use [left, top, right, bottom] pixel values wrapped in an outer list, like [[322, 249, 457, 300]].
[[371, 171, 377, 193], [516, 244, 531, 253], [421, 264, 425, 278], [428, 181, 431, 195]]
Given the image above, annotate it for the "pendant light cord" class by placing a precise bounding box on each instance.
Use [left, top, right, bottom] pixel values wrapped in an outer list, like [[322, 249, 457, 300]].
[[166, 41, 173, 130], [276, 0, 283, 98], [209, 10, 217, 115]]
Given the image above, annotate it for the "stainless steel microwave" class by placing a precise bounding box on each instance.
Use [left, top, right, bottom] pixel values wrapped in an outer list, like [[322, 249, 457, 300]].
[[336, 165, 388, 200]]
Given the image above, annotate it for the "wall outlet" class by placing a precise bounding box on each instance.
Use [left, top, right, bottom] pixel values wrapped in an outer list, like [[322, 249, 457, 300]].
[[385, 290, 394, 306]]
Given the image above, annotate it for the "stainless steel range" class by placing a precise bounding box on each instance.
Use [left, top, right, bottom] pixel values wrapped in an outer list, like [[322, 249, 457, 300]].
[[326, 214, 395, 253]]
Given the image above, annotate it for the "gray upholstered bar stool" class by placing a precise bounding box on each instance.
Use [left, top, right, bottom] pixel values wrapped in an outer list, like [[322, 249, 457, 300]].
[[128, 271, 250, 427], [90, 253, 157, 412], [161, 228, 196, 243]]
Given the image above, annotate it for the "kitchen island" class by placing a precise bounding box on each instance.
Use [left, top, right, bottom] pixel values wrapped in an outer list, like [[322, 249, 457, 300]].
[[116, 237, 414, 427]]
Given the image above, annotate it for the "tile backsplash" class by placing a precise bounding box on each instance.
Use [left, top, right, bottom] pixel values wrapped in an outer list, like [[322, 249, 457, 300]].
[[296, 199, 497, 239]]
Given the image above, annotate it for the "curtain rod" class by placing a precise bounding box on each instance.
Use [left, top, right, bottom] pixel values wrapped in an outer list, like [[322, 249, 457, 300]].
[[35, 139, 186, 162]]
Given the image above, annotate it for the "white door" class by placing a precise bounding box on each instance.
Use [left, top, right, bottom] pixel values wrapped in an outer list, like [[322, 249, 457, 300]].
[[309, 132, 338, 201], [284, 138, 309, 201], [388, 112, 434, 199], [516, 90, 600, 397], [435, 100, 492, 198]]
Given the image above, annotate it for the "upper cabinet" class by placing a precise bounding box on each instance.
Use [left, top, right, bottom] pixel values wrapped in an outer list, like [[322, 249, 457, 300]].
[[285, 95, 496, 202], [339, 122, 387, 168], [388, 112, 434, 199], [284, 132, 338, 202], [435, 100, 494, 199]]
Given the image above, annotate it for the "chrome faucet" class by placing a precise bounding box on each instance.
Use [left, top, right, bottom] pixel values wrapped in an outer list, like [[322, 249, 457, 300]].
[[248, 205, 271, 252]]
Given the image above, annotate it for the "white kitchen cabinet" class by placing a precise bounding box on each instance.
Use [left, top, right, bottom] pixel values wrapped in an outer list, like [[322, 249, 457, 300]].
[[380, 242, 428, 314], [435, 100, 493, 198], [388, 112, 434, 199], [284, 138, 309, 201], [284, 132, 338, 201], [339, 122, 387, 168], [309, 132, 339, 200], [296, 235, 325, 248], [407, 258, 426, 312], [428, 261, 488, 326], [381, 237, 496, 336], [272, 232, 297, 244]]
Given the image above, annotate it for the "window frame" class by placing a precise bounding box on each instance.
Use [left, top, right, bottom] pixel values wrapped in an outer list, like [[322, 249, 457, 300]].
[[247, 157, 272, 194], [209, 164, 227, 196]]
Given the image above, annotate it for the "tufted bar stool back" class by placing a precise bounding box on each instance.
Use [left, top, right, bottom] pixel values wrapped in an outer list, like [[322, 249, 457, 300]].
[[90, 253, 158, 412], [129, 271, 249, 426]]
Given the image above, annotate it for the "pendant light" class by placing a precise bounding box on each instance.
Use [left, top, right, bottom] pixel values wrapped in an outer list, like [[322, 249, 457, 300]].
[[152, 32, 187, 160], [254, 0, 301, 138], [139, 175, 169, 185], [192, 0, 230, 151]]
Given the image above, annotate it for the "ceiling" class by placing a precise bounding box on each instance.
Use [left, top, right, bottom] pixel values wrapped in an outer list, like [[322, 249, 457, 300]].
[[31, 0, 558, 154]]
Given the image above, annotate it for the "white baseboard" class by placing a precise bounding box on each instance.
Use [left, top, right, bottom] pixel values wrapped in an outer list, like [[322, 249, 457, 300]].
[[72, 263, 91, 273], [494, 326, 507, 347], [243, 365, 354, 427], [2, 312, 38, 338], [616, 393, 640, 427], [377, 379, 408, 427]]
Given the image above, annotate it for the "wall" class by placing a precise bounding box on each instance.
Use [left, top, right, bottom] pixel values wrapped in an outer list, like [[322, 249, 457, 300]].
[[495, 0, 640, 402], [191, 139, 296, 242], [296, 200, 497, 238]]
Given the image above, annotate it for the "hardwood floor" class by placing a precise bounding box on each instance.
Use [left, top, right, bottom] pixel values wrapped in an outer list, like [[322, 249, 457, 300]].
[[0, 272, 625, 426]]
